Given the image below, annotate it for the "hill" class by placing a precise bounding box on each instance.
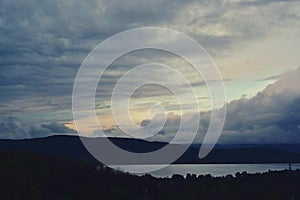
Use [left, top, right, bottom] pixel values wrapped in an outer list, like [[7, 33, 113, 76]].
[[1, 135, 300, 164]]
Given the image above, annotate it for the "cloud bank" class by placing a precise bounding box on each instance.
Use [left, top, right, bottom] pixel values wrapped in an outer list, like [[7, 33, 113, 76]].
[[1, 67, 300, 143], [219, 66, 300, 143], [105, 67, 300, 144], [0, 117, 76, 139], [0, 0, 300, 139]]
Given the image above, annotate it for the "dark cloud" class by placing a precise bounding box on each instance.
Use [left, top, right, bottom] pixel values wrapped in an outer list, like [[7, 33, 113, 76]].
[[140, 119, 151, 127], [110, 67, 300, 144], [41, 122, 76, 134], [213, 67, 300, 143], [0, 0, 299, 139], [0, 117, 30, 139], [0, 117, 76, 139]]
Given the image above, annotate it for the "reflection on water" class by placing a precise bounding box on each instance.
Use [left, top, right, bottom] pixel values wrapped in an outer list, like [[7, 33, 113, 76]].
[[114, 163, 300, 178]]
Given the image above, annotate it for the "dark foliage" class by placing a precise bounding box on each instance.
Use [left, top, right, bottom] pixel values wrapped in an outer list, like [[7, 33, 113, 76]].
[[0, 150, 300, 200]]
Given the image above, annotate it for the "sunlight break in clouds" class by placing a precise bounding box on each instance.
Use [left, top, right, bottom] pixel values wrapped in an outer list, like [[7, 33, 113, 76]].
[[0, 0, 299, 141]]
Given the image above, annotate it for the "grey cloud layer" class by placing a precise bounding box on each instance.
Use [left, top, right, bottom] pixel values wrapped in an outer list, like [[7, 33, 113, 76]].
[[0, 0, 300, 138], [194, 67, 300, 144], [218, 67, 300, 143], [108, 67, 300, 144], [0, 117, 76, 139]]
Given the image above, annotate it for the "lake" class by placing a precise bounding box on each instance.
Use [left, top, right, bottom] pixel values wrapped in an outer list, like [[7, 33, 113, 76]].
[[115, 163, 300, 178]]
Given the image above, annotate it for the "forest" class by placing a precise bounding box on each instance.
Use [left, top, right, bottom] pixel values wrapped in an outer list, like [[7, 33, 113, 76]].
[[0, 150, 299, 200]]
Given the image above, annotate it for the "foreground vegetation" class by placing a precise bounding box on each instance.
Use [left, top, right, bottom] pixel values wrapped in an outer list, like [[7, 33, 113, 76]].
[[0, 150, 300, 200]]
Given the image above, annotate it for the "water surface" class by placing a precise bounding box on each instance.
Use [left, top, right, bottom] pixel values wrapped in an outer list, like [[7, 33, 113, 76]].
[[116, 163, 300, 178]]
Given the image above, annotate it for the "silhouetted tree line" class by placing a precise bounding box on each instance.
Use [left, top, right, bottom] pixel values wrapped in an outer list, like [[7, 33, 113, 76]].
[[0, 150, 299, 200]]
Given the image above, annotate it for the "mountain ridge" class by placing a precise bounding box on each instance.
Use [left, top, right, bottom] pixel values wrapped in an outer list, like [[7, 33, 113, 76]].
[[1, 135, 300, 164]]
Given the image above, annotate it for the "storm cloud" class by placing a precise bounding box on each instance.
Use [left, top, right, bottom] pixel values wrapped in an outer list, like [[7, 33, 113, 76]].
[[0, 117, 76, 139], [100, 67, 300, 144], [142, 67, 300, 144], [218, 67, 300, 143], [0, 0, 300, 139]]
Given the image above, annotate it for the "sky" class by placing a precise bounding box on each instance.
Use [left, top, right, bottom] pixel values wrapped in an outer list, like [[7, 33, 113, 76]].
[[0, 0, 300, 143]]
